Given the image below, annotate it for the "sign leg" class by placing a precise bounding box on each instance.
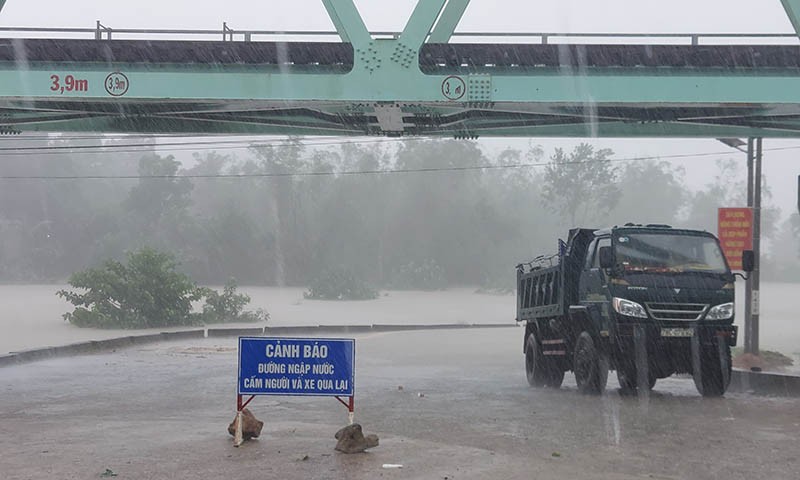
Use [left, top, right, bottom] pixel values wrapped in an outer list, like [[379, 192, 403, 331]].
[[348, 396, 355, 425], [234, 410, 244, 447]]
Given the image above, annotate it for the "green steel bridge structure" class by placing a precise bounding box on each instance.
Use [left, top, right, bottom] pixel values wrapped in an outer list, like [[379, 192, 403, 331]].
[[3, 0, 800, 138]]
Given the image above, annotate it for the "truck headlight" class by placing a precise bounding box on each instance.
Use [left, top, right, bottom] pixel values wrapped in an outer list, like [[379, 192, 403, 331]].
[[705, 302, 734, 320], [612, 297, 647, 318]]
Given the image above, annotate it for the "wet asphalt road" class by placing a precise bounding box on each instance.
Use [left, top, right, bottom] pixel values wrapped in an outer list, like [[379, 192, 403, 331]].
[[1, 327, 799, 480]]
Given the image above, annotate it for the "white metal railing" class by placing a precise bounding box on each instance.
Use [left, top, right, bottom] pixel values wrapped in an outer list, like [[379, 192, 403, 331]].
[[0, 24, 797, 45]]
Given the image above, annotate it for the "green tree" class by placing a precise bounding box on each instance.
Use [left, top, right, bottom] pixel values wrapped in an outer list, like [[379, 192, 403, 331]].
[[387, 139, 499, 283], [249, 138, 308, 286], [475, 144, 559, 291], [609, 160, 688, 226], [57, 247, 204, 328], [541, 144, 620, 226], [311, 143, 390, 284], [0, 136, 144, 281], [683, 159, 781, 237], [58, 248, 267, 328], [180, 152, 276, 284], [125, 153, 193, 233]]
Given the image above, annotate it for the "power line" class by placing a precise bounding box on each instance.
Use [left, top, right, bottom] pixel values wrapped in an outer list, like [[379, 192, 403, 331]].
[[2, 134, 800, 158], [0, 148, 788, 180], [0, 136, 426, 155]]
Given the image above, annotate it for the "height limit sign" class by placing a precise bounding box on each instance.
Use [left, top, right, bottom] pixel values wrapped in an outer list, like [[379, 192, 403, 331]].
[[718, 207, 753, 270]]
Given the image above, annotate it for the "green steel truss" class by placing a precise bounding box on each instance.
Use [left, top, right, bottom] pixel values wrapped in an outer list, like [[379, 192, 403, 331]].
[[3, 0, 800, 137]]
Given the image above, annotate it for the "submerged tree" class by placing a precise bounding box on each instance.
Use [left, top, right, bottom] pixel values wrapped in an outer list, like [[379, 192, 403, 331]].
[[58, 248, 267, 328], [57, 247, 203, 328]]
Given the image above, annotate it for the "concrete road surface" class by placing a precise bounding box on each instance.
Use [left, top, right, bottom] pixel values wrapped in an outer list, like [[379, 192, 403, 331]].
[[1, 327, 799, 480]]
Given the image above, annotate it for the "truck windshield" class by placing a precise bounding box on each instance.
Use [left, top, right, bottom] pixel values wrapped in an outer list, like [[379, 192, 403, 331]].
[[614, 233, 728, 274]]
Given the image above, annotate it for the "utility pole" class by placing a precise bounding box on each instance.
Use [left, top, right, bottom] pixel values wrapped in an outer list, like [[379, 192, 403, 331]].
[[751, 138, 762, 356], [732, 137, 765, 356], [743, 138, 763, 355], [744, 138, 754, 354]]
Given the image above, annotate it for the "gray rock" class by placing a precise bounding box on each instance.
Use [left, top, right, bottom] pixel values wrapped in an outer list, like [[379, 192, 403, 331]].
[[334, 424, 379, 454], [227, 408, 264, 441]]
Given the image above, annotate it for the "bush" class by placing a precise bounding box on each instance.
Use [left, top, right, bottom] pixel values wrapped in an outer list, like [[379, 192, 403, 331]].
[[200, 279, 269, 324], [58, 248, 267, 328], [389, 260, 446, 291], [305, 267, 378, 300]]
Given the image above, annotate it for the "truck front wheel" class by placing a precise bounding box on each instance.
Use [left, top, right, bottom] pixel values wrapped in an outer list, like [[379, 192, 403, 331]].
[[616, 327, 656, 392], [574, 332, 609, 395], [692, 338, 732, 397], [525, 333, 564, 388]]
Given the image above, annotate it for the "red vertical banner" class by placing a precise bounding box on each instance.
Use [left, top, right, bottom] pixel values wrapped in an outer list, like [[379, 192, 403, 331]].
[[717, 207, 753, 270]]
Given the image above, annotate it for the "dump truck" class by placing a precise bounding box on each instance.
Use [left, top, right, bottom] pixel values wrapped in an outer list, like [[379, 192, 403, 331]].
[[516, 224, 753, 397]]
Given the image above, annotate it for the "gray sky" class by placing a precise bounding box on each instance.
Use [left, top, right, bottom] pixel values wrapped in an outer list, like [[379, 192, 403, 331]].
[[1, 1, 796, 32], [1, 0, 799, 217]]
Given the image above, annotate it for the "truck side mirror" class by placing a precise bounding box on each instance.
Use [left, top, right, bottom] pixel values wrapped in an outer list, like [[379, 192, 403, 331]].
[[742, 250, 755, 273], [598, 246, 614, 269]]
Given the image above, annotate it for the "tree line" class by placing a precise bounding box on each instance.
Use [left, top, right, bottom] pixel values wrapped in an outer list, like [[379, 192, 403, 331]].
[[0, 136, 797, 288]]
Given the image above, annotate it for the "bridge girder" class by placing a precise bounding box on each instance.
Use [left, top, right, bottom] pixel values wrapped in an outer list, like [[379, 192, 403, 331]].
[[3, 0, 800, 138], [781, 0, 800, 36]]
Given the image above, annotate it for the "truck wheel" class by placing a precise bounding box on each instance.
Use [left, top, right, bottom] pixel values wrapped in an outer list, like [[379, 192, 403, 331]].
[[525, 332, 564, 388], [547, 364, 565, 388], [525, 333, 547, 387], [574, 332, 608, 395], [693, 339, 732, 397], [617, 326, 656, 393]]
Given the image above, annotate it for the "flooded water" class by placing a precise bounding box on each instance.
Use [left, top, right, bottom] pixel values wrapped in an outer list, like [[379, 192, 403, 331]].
[[0, 285, 512, 354], [733, 282, 799, 356], [0, 283, 796, 358]]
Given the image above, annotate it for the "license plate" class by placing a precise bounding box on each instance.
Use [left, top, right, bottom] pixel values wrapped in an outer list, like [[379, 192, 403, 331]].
[[661, 328, 694, 338]]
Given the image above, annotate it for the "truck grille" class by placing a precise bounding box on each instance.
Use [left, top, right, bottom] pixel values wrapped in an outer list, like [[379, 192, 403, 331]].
[[645, 303, 709, 321]]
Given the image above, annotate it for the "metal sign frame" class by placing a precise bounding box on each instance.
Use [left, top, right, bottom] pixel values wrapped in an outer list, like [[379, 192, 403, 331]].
[[234, 336, 356, 446]]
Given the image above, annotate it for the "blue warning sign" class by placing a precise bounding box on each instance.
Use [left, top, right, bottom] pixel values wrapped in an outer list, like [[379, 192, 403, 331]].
[[237, 337, 354, 397]]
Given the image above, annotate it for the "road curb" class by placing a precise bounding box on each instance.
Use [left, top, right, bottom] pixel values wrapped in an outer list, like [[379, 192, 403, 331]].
[[729, 369, 800, 396], [208, 327, 265, 337], [1, 331, 202, 367], [159, 330, 206, 341], [1, 324, 517, 367]]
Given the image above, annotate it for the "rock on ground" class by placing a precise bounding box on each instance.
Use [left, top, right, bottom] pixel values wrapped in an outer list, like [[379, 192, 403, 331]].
[[334, 424, 379, 454], [227, 408, 264, 440]]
